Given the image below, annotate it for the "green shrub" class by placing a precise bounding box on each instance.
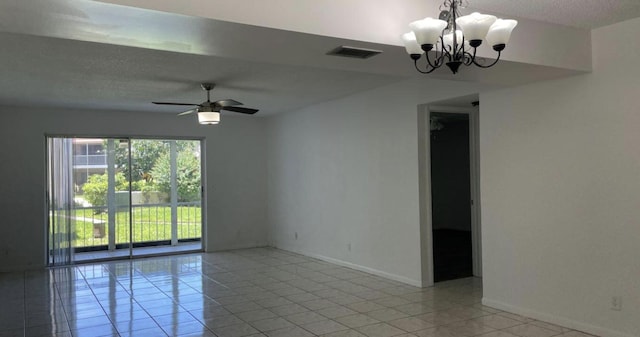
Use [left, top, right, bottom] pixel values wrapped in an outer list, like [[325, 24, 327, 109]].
[[82, 173, 129, 207], [131, 180, 152, 191]]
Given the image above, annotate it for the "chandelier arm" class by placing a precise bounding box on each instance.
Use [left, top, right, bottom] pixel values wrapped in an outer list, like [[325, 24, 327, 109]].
[[455, 36, 468, 64], [461, 48, 475, 66], [414, 58, 438, 74], [471, 50, 503, 68], [425, 46, 446, 69]]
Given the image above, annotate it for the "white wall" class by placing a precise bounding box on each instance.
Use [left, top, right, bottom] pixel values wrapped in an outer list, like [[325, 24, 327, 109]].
[[266, 78, 485, 286], [480, 17, 640, 337], [266, 15, 640, 336], [0, 106, 268, 271]]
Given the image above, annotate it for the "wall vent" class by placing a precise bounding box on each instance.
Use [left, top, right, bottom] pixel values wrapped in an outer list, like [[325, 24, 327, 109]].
[[327, 46, 383, 59]]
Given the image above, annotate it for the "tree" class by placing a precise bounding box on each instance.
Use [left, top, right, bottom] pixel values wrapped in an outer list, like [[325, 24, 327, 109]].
[[89, 140, 201, 202], [113, 140, 169, 183], [151, 143, 201, 202]]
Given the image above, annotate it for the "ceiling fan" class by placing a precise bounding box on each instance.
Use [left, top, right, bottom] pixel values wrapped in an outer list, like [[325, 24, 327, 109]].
[[152, 83, 259, 125]]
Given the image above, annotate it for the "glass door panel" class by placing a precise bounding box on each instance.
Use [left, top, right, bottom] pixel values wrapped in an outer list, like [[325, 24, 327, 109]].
[[48, 137, 131, 263], [130, 139, 203, 257], [47, 137, 202, 264]]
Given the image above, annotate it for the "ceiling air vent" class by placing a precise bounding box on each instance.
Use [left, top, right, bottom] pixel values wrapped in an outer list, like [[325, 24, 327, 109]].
[[327, 46, 383, 59]]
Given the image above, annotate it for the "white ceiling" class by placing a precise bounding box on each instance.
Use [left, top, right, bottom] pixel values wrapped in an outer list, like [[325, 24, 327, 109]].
[[469, 0, 640, 29], [0, 0, 637, 116], [0, 32, 402, 115]]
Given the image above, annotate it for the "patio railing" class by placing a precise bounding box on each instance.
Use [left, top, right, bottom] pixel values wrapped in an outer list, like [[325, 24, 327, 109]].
[[70, 201, 201, 250]]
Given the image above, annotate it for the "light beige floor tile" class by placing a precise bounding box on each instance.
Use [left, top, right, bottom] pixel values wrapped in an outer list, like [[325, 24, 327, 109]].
[[477, 331, 521, 337], [470, 314, 523, 329], [530, 321, 571, 333], [365, 308, 409, 321], [373, 297, 412, 307], [268, 303, 309, 316], [317, 305, 358, 319], [412, 326, 459, 337], [393, 303, 434, 316], [301, 299, 339, 310], [285, 292, 320, 303], [356, 322, 407, 337], [504, 323, 563, 337], [255, 297, 294, 308], [498, 313, 535, 323], [211, 322, 260, 337], [320, 329, 368, 337], [557, 332, 598, 337], [444, 306, 491, 319], [251, 317, 294, 332], [301, 320, 350, 335], [388, 317, 435, 332], [335, 314, 381, 328], [347, 301, 387, 313], [330, 295, 367, 306], [415, 311, 464, 326], [236, 309, 277, 322], [443, 319, 495, 336], [202, 314, 245, 329], [284, 311, 328, 325], [264, 326, 315, 337]]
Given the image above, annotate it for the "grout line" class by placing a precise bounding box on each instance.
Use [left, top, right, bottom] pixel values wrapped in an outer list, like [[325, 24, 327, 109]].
[[22, 271, 26, 337]]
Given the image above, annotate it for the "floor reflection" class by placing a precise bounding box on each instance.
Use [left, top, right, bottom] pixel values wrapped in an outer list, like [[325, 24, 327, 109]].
[[0, 248, 592, 337]]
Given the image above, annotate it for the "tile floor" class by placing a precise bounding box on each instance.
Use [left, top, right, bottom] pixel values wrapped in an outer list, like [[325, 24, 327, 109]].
[[0, 248, 597, 337]]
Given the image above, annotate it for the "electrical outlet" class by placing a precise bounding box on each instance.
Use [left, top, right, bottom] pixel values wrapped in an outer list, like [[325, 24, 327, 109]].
[[347, 243, 351, 252], [294, 232, 298, 240], [611, 296, 622, 311]]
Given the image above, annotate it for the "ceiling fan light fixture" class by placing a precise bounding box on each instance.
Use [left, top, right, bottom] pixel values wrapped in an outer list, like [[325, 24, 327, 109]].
[[153, 82, 259, 124], [198, 111, 220, 125]]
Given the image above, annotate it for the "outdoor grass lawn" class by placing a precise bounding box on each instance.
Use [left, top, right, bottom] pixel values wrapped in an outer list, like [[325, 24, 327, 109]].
[[71, 206, 202, 247]]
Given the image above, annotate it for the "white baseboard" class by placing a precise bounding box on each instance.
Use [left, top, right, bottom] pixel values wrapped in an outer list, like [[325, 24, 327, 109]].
[[482, 298, 635, 337], [272, 245, 423, 287], [206, 242, 269, 252]]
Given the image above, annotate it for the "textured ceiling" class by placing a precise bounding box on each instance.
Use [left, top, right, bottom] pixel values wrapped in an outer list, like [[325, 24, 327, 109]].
[[0, 32, 403, 116], [469, 0, 640, 28]]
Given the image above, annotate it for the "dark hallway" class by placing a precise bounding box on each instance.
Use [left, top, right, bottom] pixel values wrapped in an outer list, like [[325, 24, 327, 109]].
[[430, 112, 473, 282]]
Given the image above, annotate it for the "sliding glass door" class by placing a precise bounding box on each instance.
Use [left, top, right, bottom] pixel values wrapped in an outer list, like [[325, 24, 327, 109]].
[[47, 137, 203, 265], [129, 139, 203, 257]]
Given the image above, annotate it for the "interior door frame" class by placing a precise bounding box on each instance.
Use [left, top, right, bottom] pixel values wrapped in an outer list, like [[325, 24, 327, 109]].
[[418, 103, 481, 287], [45, 134, 206, 265]]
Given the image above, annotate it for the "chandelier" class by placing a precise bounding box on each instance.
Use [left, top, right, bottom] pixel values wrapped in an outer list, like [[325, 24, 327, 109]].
[[402, 0, 517, 74]]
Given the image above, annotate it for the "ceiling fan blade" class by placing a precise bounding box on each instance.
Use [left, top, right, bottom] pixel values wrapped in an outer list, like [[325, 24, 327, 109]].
[[214, 99, 243, 107], [153, 102, 199, 106], [177, 108, 198, 116], [222, 106, 259, 115]]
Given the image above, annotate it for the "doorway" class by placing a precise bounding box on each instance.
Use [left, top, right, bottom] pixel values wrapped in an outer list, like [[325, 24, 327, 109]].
[[47, 137, 204, 266], [430, 112, 473, 282]]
